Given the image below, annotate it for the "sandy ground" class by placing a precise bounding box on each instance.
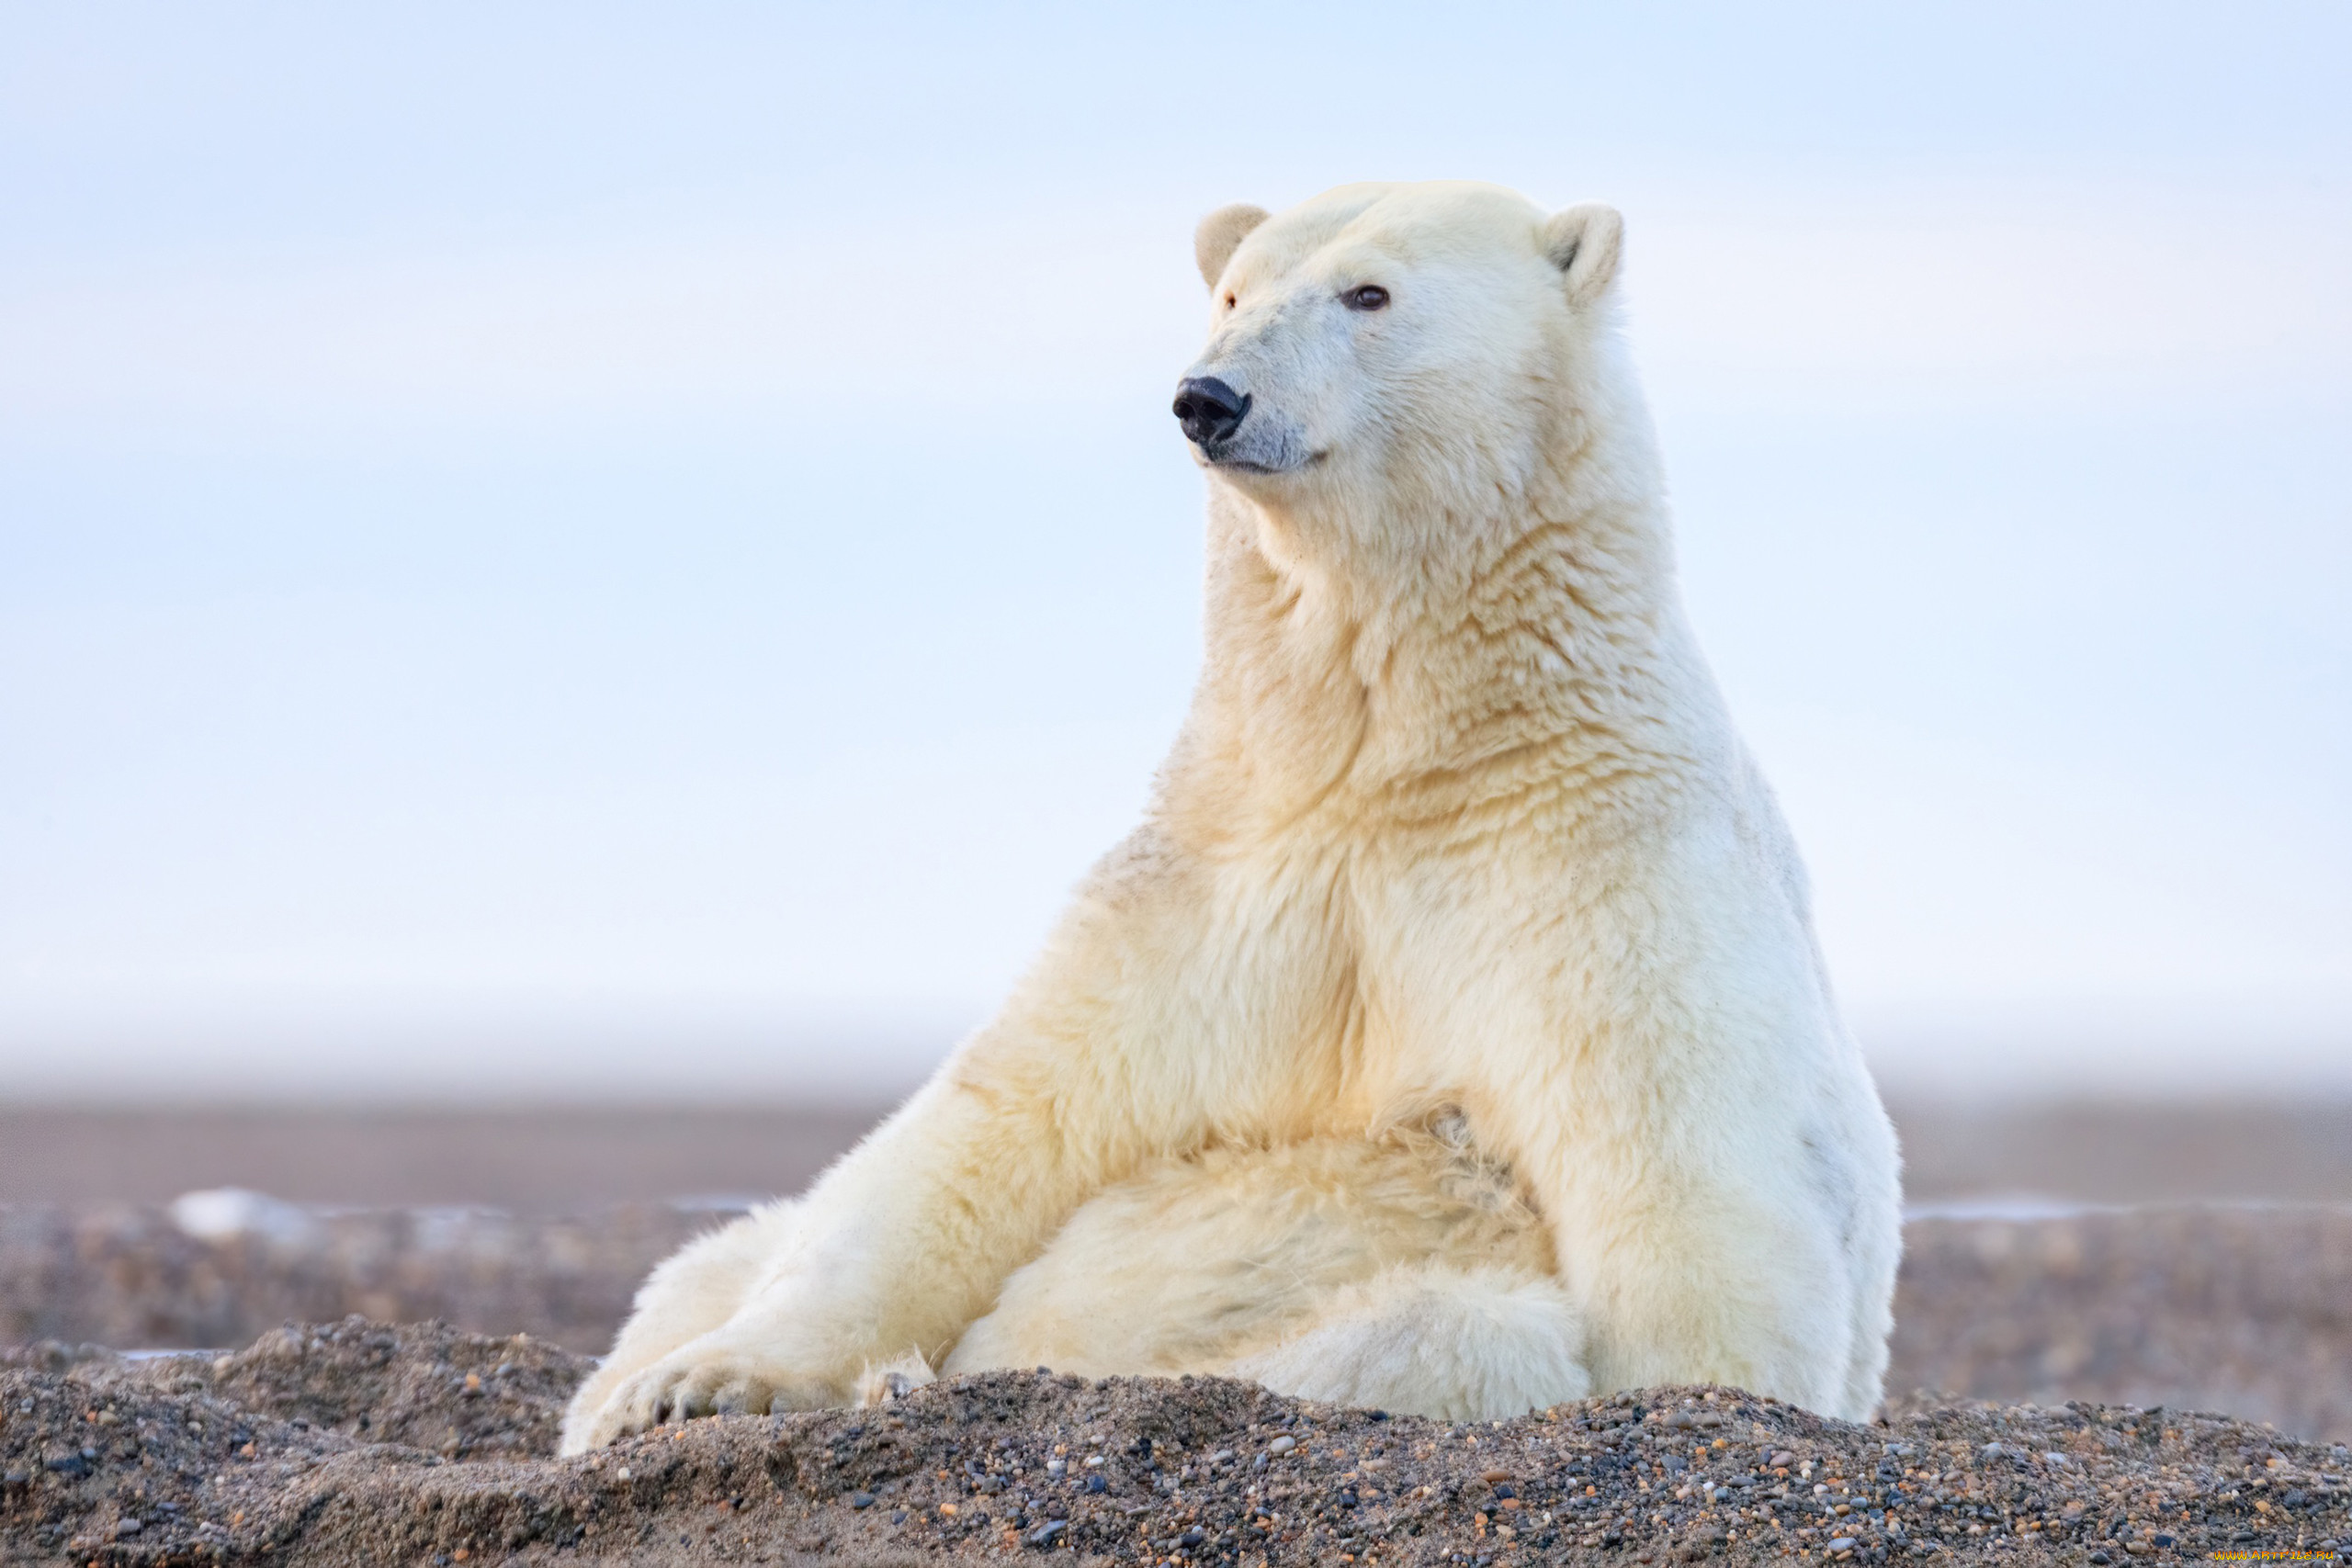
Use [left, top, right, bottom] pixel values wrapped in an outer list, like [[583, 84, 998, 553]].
[[6, 1317, 2348, 1567]]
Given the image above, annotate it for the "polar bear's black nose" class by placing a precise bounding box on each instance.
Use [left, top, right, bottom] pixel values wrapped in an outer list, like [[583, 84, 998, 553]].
[[1172, 377, 1250, 447]]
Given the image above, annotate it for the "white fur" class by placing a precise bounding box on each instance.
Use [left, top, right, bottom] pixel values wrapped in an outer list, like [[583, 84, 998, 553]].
[[560, 181, 1902, 1455]]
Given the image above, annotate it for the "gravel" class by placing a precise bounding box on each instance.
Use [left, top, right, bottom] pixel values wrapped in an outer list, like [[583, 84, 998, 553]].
[[5, 1315, 2350, 1565]]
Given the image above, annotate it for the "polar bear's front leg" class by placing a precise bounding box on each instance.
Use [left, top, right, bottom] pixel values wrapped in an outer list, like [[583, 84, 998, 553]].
[[1480, 1000, 1894, 1417], [569, 828, 1349, 1449], [1372, 833, 1902, 1421], [571, 1068, 1088, 1448], [564, 1067, 1084, 1447]]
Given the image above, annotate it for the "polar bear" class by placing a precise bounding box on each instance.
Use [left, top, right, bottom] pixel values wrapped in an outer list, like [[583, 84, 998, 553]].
[[561, 181, 1902, 1453]]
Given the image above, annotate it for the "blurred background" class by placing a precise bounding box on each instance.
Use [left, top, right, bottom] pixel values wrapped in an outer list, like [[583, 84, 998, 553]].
[[3, 2, 2348, 1438]]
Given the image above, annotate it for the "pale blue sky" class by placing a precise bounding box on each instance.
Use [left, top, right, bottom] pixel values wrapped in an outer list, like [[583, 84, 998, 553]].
[[2, 3, 2346, 1100]]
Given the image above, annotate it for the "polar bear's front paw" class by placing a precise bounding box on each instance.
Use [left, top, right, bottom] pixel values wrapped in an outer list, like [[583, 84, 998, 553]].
[[580, 1337, 838, 1448]]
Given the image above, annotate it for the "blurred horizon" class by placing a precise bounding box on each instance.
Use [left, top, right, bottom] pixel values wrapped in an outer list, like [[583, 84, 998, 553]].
[[4, 3, 2347, 1104]]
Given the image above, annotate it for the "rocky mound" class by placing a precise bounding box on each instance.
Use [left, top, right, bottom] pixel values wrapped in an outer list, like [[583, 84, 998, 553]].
[[5, 1317, 2348, 1565]]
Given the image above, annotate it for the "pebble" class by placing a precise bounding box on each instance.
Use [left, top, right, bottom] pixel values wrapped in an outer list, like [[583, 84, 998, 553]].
[[1267, 1434, 1296, 1455], [848, 1491, 874, 1509], [1027, 1519, 1067, 1546]]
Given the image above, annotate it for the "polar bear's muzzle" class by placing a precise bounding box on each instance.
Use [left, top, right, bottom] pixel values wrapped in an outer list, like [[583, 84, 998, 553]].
[[1172, 373, 1317, 475], [1172, 376, 1250, 449]]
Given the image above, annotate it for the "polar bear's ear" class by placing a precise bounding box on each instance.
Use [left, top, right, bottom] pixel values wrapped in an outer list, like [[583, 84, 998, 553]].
[[1195, 203, 1271, 289], [1542, 202, 1624, 307]]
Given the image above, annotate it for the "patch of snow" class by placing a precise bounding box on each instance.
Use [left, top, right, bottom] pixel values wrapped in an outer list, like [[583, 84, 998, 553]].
[[167, 1188, 322, 1247]]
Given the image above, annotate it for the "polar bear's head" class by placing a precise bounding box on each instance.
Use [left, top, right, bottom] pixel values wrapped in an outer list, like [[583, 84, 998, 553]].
[[1175, 182, 1625, 556]]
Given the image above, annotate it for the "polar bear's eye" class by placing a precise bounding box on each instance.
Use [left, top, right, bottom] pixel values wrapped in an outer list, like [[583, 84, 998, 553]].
[[1343, 285, 1390, 311], [1223, 292, 1237, 309]]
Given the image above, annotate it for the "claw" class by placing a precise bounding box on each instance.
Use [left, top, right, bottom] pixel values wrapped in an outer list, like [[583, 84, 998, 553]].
[[574, 1340, 840, 1448]]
